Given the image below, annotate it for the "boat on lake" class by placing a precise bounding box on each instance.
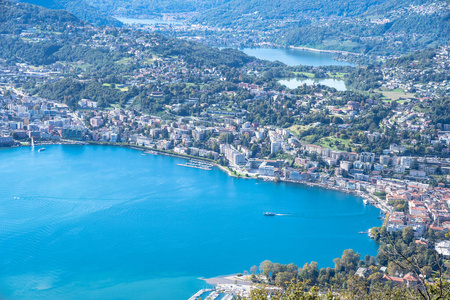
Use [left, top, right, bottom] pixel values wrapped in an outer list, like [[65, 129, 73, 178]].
[[38, 148, 46, 152], [144, 150, 158, 155], [263, 212, 276, 216]]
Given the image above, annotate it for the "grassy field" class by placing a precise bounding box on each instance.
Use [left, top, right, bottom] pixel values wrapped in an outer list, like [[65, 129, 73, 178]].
[[115, 57, 133, 65], [413, 105, 431, 113], [102, 83, 129, 92], [288, 125, 310, 135], [142, 58, 155, 64], [377, 88, 416, 101], [293, 72, 315, 78], [314, 136, 353, 151], [322, 39, 360, 50], [327, 72, 348, 78]]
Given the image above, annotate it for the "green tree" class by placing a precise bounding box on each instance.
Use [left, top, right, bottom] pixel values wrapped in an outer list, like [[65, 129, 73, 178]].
[[333, 249, 360, 273], [299, 262, 319, 284], [402, 226, 414, 245], [259, 260, 273, 279]]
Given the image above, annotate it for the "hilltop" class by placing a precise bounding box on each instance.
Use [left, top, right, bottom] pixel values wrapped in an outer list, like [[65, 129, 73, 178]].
[[79, 0, 450, 56], [85, 0, 229, 18], [193, 0, 450, 55], [16, 0, 122, 26]]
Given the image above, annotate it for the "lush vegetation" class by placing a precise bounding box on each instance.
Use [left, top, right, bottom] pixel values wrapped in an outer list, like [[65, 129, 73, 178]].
[[241, 226, 450, 299], [85, 0, 229, 17], [18, 0, 122, 26], [33, 78, 134, 108], [0, 0, 83, 34], [191, 0, 450, 55]]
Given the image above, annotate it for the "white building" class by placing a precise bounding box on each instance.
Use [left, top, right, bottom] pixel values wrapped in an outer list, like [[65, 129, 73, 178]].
[[259, 163, 275, 176], [271, 141, 282, 154], [224, 147, 246, 165], [435, 240, 450, 256]]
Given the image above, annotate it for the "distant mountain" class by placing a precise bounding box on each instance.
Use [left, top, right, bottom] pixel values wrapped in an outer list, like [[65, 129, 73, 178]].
[[196, 0, 389, 24], [85, 0, 230, 18], [74, 0, 449, 56], [1, 0, 84, 34], [16, 0, 122, 26], [194, 0, 444, 25], [193, 0, 449, 55]]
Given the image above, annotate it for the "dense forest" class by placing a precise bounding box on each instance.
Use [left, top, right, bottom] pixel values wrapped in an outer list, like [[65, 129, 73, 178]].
[[0, 0, 84, 34], [238, 226, 450, 299], [85, 0, 230, 17], [17, 0, 121, 26], [33, 78, 133, 108], [194, 0, 449, 55], [12, 0, 449, 56]]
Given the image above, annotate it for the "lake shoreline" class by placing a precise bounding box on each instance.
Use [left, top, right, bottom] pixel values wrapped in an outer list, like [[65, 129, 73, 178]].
[[14, 141, 387, 214], [240, 47, 355, 67], [289, 46, 361, 56], [2, 143, 382, 299]]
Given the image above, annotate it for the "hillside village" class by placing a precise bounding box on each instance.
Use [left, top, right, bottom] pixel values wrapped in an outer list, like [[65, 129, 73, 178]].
[[1, 79, 450, 253]]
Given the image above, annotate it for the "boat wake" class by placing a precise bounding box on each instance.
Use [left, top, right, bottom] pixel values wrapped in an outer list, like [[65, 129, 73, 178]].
[[288, 211, 367, 219]]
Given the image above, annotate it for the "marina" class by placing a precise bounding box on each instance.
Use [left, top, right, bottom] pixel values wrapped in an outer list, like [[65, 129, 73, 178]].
[[188, 288, 213, 300], [177, 159, 214, 171]]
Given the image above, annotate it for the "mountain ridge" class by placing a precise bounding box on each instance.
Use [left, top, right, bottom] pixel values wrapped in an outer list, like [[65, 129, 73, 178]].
[[15, 0, 122, 26]]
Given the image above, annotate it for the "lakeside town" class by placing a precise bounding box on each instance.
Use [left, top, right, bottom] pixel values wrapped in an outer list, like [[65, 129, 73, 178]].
[[2, 1, 450, 298], [1, 71, 450, 253]]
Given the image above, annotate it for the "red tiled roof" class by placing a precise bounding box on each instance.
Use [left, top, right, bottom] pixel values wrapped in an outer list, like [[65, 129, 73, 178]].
[[403, 273, 419, 282], [430, 226, 444, 231], [383, 274, 403, 283], [415, 240, 428, 245]]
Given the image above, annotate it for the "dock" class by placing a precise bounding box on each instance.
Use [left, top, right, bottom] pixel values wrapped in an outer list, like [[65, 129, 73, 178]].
[[188, 288, 213, 300], [177, 159, 214, 171], [177, 163, 211, 170], [205, 291, 219, 300], [189, 159, 214, 167]]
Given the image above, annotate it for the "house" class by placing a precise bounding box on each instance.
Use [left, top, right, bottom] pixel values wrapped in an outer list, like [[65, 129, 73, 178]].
[[355, 267, 371, 278], [383, 273, 420, 287], [435, 240, 450, 256]]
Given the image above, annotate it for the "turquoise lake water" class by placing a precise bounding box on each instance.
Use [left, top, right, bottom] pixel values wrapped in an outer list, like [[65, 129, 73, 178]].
[[0, 145, 381, 299], [241, 48, 355, 67]]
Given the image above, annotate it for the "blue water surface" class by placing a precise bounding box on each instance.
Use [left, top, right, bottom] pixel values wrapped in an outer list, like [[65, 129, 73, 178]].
[[241, 48, 355, 67], [0, 145, 380, 299]]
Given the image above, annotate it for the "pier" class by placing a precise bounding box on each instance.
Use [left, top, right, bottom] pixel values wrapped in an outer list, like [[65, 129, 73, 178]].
[[187, 288, 213, 300], [205, 291, 219, 300], [178, 159, 214, 171]]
